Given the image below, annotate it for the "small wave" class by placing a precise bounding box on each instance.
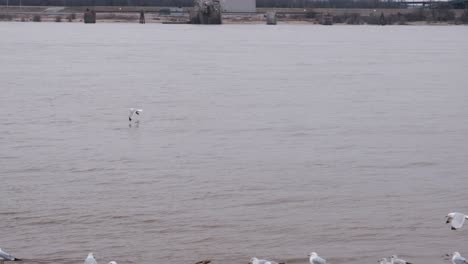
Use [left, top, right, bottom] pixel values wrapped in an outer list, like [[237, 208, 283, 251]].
[[242, 197, 304, 207], [193, 224, 228, 229], [190, 237, 213, 243], [26, 257, 83, 264], [141, 218, 160, 224], [357, 161, 437, 169], [0, 211, 28, 216], [400, 161, 437, 168], [290, 132, 309, 137], [26, 219, 66, 225], [0, 156, 19, 160], [110, 215, 130, 220]]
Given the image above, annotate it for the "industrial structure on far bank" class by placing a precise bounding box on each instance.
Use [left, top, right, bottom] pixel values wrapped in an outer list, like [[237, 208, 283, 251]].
[[190, 0, 222, 24], [189, 0, 256, 24], [222, 0, 256, 12]]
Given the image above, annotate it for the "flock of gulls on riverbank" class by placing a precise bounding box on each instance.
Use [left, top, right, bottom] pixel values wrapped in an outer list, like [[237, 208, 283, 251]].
[[1, 212, 468, 264]]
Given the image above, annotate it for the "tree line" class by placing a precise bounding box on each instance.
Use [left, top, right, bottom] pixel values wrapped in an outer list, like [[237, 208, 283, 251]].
[[257, 0, 404, 8], [0, 0, 454, 8], [0, 0, 192, 6]]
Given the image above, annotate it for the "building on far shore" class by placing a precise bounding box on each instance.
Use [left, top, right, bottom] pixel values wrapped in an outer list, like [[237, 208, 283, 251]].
[[222, 0, 256, 13]]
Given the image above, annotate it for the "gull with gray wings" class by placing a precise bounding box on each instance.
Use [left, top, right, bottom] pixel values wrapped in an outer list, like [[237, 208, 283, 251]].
[[309, 252, 326, 264], [0, 248, 21, 262], [446, 212, 468, 230]]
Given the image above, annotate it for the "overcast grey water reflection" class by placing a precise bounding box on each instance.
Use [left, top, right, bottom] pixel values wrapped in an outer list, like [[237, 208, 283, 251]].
[[1, 23, 468, 264]]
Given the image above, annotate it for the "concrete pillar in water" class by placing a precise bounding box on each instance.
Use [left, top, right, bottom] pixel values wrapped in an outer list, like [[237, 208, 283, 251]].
[[266, 11, 277, 25], [321, 13, 333, 25], [84, 8, 96, 23], [139, 10, 145, 24], [380, 12, 387, 25]]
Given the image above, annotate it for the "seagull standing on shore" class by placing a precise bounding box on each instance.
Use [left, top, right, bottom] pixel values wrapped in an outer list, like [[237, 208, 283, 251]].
[[84, 253, 97, 264], [309, 252, 326, 264], [0, 248, 21, 262], [452, 252, 468, 264], [389, 255, 412, 264], [446, 212, 468, 230], [128, 108, 143, 122]]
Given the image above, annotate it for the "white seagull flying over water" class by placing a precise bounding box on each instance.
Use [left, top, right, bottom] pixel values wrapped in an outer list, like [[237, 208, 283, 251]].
[[309, 252, 326, 264], [452, 252, 468, 264], [84, 253, 97, 264], [0, 248, 21, 261], [446, 212, 468, 230], [128, 108, 143, 122]]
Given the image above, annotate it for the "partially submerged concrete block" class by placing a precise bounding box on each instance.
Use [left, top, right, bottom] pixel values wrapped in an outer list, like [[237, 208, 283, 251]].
[[321, 13, 333, 25], [139, 10, 145, 24], [84, 8, 96, 23], [266, 11, 277, 25]]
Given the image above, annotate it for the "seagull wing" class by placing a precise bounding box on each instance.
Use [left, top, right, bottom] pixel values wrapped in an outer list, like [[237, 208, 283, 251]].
[[451, 213, 466, 229], [129, 108, 136, 121], [312, 256, 326, 264], [396, 259, 409, 264], [85, 256, 97, 264], [453, 255, 468, 264], [0, 249, 16, 261]]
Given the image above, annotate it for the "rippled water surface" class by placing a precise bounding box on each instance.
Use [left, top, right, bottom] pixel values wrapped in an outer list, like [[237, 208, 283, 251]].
[[1, 23, 468, 264]]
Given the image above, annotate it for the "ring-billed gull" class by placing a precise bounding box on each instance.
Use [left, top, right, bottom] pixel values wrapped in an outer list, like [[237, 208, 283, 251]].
[[0, 248, 21, 261], [446, 212, 468, 230], [128, 108, 143, 122], [452, 252, 468, 264], [249, 257, 279, 264], [389, 255, 412, 264], [308, 252, 326, 264], [85, 253, 97, 264]]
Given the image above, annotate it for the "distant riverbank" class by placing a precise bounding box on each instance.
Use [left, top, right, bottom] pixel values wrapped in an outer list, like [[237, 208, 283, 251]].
[[0, 6, 467, 25]]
